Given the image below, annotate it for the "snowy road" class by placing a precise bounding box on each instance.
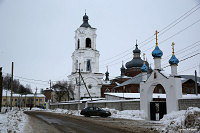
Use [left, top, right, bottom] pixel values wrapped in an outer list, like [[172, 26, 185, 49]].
[[24, 111, 160, 133]]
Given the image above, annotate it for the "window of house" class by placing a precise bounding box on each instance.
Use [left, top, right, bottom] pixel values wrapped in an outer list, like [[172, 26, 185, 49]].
[[36, 99, 38, 101], [3, 99, 6, 101], [86, 59, 91, 71], [105, 88, 110, 92], [40, 99, 42, 102], [15, 99, 17, 101], [77, 39, 80, 49], [86, 38, 91, 48]]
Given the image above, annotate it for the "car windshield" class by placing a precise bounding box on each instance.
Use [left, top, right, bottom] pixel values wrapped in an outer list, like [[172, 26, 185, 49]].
[[96, 107, 103, 111]]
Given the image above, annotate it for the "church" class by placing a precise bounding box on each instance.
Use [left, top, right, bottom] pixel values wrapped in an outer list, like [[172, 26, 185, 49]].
[[68, 13, 103, 100], [68, 13, 199, 104]]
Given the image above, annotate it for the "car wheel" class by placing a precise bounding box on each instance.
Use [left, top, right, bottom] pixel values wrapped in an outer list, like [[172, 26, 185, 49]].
[[101, 114, 108, 118]]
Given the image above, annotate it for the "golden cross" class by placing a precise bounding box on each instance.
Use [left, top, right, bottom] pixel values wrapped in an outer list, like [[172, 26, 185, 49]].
[[155, 30, 159, 46], [172, 42, 175, 55]]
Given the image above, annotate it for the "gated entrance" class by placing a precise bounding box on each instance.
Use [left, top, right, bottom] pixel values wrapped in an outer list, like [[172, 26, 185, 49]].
[[150, 101, 166, 120]]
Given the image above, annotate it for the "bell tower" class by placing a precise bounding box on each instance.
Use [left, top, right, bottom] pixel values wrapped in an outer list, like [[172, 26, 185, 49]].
[[72, 13, 99, 73], [68, 13, 103, 100]]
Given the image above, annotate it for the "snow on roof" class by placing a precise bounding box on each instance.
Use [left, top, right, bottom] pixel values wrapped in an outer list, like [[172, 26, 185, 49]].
[[102, 80, 111, 85], [114, 75, 131, 79], [159, 71, 170, 78], [114, 73, 151, 88], [180, 94, 200, 99], [180, 75, 200, 84], [105, 93, 166, 99], [2, 89, 45, 97]]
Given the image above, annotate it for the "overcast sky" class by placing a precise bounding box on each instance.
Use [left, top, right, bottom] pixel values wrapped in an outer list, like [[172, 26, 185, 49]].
[[0, 0, 200, 92]]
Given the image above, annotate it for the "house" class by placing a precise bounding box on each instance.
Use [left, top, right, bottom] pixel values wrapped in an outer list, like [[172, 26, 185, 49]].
[[1, 89, 45, 107]]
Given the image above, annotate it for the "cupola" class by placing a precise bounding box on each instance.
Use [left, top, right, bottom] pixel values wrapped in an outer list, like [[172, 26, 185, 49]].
[[169, 42, 179, 65], [80, 13, 91, 28], [125, 40, 144, 68]]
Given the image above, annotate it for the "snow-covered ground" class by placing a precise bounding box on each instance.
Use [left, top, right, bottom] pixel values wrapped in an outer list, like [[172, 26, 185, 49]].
[[1, 106, 200, 133], [160, 107, 200, 133], [31, 107, 145, 120], [0, 107, 28, 133]]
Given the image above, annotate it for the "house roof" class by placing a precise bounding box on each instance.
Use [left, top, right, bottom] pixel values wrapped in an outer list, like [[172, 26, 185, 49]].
[[114, 73, 151, 88], [105, 93, 166, 99], [105, 93, 200, 99], [180, 75, 200, 84], [2, 89, 45, 97]]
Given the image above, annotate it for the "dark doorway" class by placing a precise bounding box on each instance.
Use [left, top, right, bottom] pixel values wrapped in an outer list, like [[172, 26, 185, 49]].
[[150, 101, 166, 120]]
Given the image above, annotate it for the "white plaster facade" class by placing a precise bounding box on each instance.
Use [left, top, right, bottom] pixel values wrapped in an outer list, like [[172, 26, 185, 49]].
[[140, 70, 182, 120], [68, 18, 103, 100]]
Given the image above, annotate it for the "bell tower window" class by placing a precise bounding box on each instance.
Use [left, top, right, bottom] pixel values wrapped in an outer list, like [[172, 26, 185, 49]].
[[86, 59, 91, 71], [86, 38, 91, 48], [77, 39, 80, 49]]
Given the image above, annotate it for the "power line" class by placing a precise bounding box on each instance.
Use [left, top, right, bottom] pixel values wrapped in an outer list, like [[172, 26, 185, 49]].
[[2, 72, 49, 83], [99, 2, 200, 63], [100, 16, 200, 68], [159, 3, 200, 34], [99, 40, 200, 69], [160, 18, 200, 44], [17, 79, 49, 86], [178, 65, 199, 73], [162, 53, 200, 69], [162, 41, 200, 60]]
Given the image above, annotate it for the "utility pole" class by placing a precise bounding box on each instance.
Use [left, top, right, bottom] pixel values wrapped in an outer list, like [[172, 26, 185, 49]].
[[78, 63, 81, 110], [10, 62, 14, 110], [79, 73, 92, 101], [78, 63, 81, 102], [195, 70, 198, 95], [0, 67, 3, 112], [34, 88, 37, 107], [49, 80, 53, 103]]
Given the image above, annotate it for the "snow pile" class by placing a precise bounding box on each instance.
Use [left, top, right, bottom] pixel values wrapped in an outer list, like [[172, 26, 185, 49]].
[[184, 107, 200, 129], [46, 108, 80, 116], [40, 108, 145, 120], [0, 108, 28, 133], [104, 108, 145, 120], [160, 107, 200, 132]]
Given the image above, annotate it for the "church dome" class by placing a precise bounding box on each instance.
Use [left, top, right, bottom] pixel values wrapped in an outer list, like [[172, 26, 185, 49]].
[[169, 55, 179, 65], [133, 44, 141, 53], [125, 58, 144, 68], [141, 63, 148, 72], [125, 42, 150, 69], [80, 13, 91, 28], [83, 14, 89, 20], [152, 46, 163, 58]]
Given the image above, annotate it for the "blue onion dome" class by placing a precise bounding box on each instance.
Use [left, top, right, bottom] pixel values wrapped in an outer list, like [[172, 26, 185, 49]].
[[141, 63, 148, 72], [169, 55, 179, 65], [152, 46, 163, 58]]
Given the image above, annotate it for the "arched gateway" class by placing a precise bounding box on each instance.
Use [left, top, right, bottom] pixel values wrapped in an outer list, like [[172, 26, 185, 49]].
[[140, 32, 182, 120]]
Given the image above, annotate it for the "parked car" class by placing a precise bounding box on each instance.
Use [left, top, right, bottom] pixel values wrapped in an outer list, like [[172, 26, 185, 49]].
[[80, 106, 111, 117]]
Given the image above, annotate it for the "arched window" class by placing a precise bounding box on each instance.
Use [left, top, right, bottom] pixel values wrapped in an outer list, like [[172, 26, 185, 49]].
[[75, 60, 78, 71], [77, 39, 80, 49], [86, 38, 91, 48]]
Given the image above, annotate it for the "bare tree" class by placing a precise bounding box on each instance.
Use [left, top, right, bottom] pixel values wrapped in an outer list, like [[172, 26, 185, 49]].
[[2, 74, 32, 94], [52, 81, 74, 102]]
